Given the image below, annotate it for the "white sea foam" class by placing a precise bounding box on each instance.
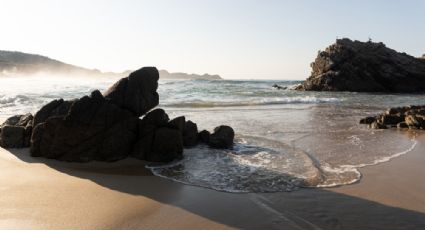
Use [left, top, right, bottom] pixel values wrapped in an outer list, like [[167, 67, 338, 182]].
[[163, 96, 341, 108], [317, 139, 417, 187]]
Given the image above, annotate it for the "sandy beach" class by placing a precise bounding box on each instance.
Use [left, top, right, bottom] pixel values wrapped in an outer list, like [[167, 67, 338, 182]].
[[1, 118, 425, 230]]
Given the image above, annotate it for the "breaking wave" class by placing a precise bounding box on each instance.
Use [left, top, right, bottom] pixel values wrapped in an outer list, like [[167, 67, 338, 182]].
[[162, 97, 341, 108]]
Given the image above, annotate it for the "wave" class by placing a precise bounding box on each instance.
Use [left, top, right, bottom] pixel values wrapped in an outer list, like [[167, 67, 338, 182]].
[[317, 139, 417, 187], [162, 97, 341, 108], [0, 95, 31, 105]]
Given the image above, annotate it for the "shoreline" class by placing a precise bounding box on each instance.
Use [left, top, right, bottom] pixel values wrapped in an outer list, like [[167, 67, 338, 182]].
[[1, 116, 425, 229]]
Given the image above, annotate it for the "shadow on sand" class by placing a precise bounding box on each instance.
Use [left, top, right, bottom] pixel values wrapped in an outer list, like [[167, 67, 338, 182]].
[[7, 147, 425, 230]]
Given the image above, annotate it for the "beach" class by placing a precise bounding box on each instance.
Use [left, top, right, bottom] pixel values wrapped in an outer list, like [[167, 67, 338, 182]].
[[1, 115, 424, 229]]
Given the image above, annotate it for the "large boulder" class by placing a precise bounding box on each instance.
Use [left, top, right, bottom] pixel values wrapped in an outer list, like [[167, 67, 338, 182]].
[[104, 67, 159, 116], [29, 67, 161, 162], [297, 38, 425, 92], [209, 125, 234, 149]]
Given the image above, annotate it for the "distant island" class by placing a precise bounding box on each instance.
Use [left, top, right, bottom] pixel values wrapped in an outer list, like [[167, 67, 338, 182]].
[[0, 50, 222, 80]]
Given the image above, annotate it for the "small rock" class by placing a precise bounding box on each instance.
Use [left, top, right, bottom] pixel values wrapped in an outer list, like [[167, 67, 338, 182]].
[[198, 130, 210, 144], [209, 125, 234, 149], [359, 116, 376, 124]]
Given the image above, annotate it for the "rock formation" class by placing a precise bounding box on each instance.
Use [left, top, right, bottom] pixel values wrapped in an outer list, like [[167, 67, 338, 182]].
[[297, 38, 425, 92], [360, 105, 425, 130], [0, 67, 235, 163]]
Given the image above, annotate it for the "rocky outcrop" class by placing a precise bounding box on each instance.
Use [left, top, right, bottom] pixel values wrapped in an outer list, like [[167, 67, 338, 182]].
[[360, 105, 425, 130], [297, 38, 425, 92], [0, 67, 235, 163]]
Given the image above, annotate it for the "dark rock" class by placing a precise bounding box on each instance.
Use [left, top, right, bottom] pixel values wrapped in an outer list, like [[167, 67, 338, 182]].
[[30, 90, 139, 162], [0, 125, 26, 148], [361, 105, 425, 130], [146, 127, 183, 162], [168, 116, 186, 133], [132, 109, 170, 160], [183, 120, 198, 147], [369, 122, 387, 129], [272, 84, 287, 90], [1, 113, 33, 128], [198, 130, 210, 144], [380, 114, 404, 126], [397, 122, 409, 129], [209, 125, 235, 149], [5, 66, 236, 164], [104, 67, 159, 116], [297, 38, 425, 92], [33, 99, 65, 127], [359, 116, 376, 124], [0, 114, 33, 148]]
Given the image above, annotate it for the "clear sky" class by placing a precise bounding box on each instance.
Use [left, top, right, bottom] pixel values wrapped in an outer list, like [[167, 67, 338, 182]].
[[0, 0, 424, 79]]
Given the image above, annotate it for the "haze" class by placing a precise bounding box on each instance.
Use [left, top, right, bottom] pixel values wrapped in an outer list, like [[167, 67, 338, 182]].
[[1, 0, 424, 79]]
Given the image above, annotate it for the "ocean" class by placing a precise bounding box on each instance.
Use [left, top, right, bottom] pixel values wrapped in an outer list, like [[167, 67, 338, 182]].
[[1, 75, 424, 192]]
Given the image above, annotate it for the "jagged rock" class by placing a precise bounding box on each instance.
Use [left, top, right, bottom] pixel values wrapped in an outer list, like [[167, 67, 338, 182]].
[[30, 90, 138, 162], [33, 99, 74, 127], [198, 130, 210, 144], [359, 116, 376, 124], [183, 120, 198, 147], [297, 38, 425, 92], [29, 67, 161, 162], [361, 105, 425, 130], [3, 66, 236, 164], [104, 67, 159, 116], [209, 126, 234, 149]]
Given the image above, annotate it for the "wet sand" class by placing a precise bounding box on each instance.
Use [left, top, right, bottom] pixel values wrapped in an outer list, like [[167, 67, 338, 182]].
[[1, 117, 425, 229]]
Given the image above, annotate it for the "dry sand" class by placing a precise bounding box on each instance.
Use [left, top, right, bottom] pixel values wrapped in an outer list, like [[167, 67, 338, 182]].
[[1, 117, 425, 229]]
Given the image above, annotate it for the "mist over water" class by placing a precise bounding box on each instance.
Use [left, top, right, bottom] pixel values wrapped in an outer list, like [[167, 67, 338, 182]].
[[1, 75, 424, 192]]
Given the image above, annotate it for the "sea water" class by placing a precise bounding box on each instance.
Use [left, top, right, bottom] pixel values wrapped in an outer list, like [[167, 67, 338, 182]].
[[1, 75, 424, 192]]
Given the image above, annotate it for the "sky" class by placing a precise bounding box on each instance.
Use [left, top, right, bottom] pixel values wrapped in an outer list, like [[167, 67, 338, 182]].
[[0, 0, 424, 79]]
